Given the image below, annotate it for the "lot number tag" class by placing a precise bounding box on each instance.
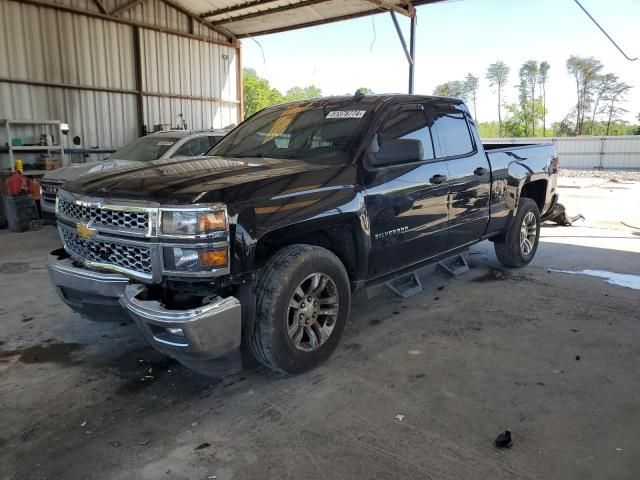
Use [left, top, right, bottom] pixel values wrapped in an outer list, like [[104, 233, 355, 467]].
[[326, 110, 366, 119]]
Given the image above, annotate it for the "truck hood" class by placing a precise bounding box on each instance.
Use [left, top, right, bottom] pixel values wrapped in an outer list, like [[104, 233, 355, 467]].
[[42, 159, 137, 183], [63, 155, 356, 207]]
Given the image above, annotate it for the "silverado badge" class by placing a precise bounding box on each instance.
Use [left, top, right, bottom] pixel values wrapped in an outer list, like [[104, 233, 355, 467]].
[[76, 223, 97, 239]]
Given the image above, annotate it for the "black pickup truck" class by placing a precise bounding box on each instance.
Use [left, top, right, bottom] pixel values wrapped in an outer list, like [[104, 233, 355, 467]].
[[48, 94, 559, 374]]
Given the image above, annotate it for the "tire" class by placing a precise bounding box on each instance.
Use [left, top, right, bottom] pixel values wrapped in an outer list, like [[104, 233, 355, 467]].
[[249, 244, 351, 374], [494, 198, 541, 268]]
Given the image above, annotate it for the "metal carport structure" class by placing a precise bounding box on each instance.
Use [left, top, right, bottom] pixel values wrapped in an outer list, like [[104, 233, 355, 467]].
[[1, 0, 443, 165]]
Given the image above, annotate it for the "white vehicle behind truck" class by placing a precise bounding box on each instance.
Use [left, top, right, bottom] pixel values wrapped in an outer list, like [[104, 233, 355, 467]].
[[40, 129, 229, 224]]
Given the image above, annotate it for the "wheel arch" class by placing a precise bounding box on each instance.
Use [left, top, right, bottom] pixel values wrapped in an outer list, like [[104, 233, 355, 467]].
[[253, 219, 366, 287]]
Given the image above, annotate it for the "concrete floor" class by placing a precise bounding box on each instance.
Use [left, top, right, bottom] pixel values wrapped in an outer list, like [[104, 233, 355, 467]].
[[1, 178, 639, 480]]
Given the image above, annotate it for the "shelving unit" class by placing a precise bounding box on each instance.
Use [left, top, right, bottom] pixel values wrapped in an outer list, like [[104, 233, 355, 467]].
[[1, 119, 66, 172]]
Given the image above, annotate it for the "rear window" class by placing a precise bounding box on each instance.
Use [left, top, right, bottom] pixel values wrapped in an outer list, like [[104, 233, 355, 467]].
[[432, 107, 474, 158]]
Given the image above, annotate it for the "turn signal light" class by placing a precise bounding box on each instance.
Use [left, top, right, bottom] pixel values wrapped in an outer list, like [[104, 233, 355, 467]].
[[198, 248, 228, 268]]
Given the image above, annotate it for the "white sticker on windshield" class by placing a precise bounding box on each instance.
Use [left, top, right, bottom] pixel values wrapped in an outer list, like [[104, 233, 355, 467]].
[[157, 141, 175, 146], [326, 110, 366, 119]]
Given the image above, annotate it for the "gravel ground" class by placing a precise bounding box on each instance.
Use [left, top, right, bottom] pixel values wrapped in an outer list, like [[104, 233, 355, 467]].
[[560, 169, 640, 182]]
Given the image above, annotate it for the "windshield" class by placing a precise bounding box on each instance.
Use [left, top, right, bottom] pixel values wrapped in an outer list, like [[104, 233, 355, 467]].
[[108, 136, 181, 162], [210, 101, 375, 164]]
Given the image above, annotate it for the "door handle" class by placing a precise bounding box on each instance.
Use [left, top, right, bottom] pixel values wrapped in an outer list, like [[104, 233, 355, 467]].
[[474, 167, 488, 176], [430, 174, 448, 185]]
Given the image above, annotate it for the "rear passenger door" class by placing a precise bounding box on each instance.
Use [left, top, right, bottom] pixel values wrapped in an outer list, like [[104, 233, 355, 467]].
[[431, 102, 491, 248], [363, 103, 450, 278]]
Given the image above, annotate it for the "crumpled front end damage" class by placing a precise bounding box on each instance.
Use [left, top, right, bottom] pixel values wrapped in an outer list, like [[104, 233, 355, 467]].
[[47, 249, 242, 368]]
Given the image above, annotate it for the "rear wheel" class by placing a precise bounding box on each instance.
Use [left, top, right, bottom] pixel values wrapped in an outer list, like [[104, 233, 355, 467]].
[[494, 198, 541, 267], [249, 244, 351, 374]]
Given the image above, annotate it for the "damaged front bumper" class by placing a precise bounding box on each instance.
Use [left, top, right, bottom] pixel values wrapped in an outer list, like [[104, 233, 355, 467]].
[[47, 251, 242, 364], [121, 284, 241, 362]]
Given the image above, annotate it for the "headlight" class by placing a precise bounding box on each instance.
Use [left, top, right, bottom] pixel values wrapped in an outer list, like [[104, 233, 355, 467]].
[[163, 246, 228, 273], [161, 208, 226, 237]]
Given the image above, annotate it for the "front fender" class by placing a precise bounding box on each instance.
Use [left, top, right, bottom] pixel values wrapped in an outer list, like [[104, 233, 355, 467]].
[[230, 186, 370, 281]]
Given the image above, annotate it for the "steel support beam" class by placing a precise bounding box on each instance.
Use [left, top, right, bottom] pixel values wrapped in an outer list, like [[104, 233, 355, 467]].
[[366, 0, 414, 17], [93, 0, 109, 15], [200, 0, 282, 19], [0, 76, 138, 95], [212, 0, 332, 25], [390, 11, 413, 66], [157, 0, 238, 42], [236, 45, 244, 124], [390, 10, 417, 94], [0, 77, 240, 104], [111, 0, 143, 17], [132, 26, 145, 137], [10, 0, 236, 47], [409, 12, 416, 94]]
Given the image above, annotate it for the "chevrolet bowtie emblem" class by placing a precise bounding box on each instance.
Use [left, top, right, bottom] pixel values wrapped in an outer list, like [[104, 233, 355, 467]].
[[76, 223, 96, 239]]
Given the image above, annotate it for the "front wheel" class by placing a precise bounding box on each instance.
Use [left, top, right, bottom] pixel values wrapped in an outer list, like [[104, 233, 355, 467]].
[[494, 198, 541, 267], [249, 244, 351, 374]]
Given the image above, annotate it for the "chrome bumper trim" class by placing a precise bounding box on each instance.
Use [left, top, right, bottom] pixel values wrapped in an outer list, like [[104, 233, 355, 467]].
[[121, 284, 242, 361], [47, 253, 130, 322]]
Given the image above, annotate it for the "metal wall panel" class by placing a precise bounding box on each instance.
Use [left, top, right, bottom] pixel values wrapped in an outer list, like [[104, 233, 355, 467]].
[[0, 0, 238, 170], [141, 29, 239, 129], [45, 0, 224, 40], [0, 82, 137, 154], [482, 136, 640, 170], [0, 0, 135, 88]]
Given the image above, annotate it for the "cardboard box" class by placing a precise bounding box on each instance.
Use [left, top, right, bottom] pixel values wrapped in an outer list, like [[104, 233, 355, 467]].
[[153, 123, 171, 133], [43, 156, 62, 170]]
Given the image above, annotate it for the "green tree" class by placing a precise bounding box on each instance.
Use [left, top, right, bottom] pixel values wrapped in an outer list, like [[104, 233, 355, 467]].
[[242, 68, 284, 118], [566, 55, 603, 135], [357, 87, 375, 94], [464, 73, 479, 122], [433, 81, 468, 100], [283, 85, 322, 101], [503, 100, 545, 138], [603, 81, 632, 135], [538, 61, 550, 136], [243, 69, 324, 118], [486, 61, 510, 136], [590, 73, 617, 134], [519, 60, 539, 136]]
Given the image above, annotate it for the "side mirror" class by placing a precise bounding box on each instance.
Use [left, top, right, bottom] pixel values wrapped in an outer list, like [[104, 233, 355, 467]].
[[371, 138, 423, 167]]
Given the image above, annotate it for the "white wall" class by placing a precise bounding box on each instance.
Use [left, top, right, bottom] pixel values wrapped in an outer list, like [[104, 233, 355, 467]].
[[483, 136, 640, 170]]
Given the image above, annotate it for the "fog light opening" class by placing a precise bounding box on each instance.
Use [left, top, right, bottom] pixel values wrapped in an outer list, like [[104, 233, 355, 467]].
[[166, 327, 185, 336]]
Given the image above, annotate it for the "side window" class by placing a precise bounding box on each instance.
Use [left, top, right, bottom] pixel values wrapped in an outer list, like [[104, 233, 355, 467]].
[[370, 106, 435, 167], [172, 137, 211, 157], [432, 106, 475, 158], [208, 135, 224, 148]]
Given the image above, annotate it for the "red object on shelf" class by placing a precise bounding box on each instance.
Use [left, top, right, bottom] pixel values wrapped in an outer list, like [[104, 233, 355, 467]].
[[30, 179, 41, 199], [5, 171, 31, 196]]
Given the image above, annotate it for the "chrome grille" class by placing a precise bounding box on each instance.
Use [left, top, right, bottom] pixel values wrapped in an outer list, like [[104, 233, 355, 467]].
[[61, 227, 153, 275], [41, 182, 60, 203], [58, 199, 149, 231]]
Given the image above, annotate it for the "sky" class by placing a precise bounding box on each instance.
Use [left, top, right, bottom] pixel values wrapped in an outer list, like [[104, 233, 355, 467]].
[[242, 0, 640, 125]]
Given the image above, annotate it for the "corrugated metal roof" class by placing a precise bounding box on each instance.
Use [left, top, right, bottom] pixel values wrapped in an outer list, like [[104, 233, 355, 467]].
[[175, 0, 445, 38]]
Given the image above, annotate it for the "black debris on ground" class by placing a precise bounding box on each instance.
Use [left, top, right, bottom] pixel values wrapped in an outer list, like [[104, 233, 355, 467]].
[[495, 430, 513, 449]]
